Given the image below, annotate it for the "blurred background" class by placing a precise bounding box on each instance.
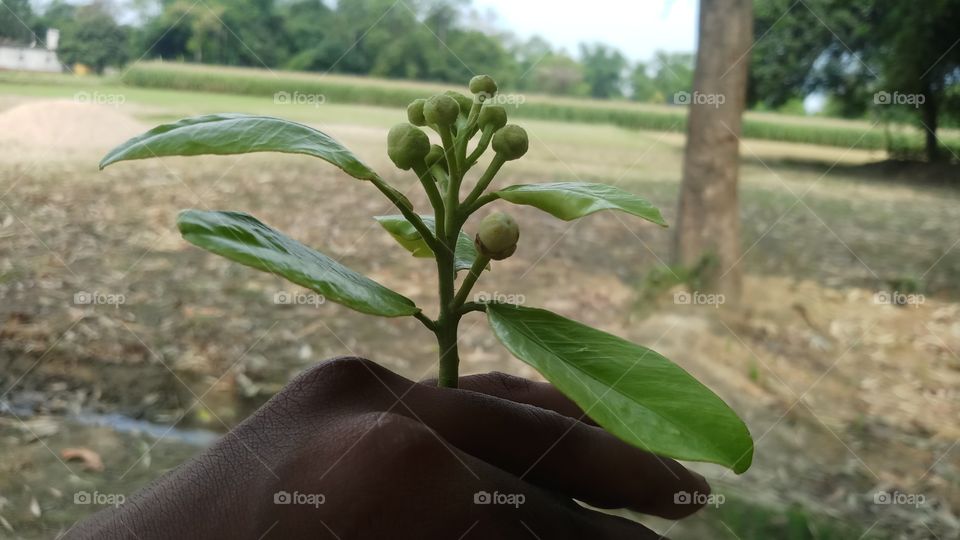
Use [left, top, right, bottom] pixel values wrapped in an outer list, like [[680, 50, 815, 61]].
[[1, 0, 958, 538]]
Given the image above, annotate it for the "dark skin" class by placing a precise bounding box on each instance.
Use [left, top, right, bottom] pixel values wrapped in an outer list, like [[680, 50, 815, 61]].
[[67, 357, 711, 539]]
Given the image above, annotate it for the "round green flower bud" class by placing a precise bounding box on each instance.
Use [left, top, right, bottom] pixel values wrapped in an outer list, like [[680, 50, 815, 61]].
[[423, 94, 460, 126], [425, 144, 445, 168], [407, 99, 427, 126], [491, 124, 528, 161], [478, 105, 507, 131], [387, 123, 430, 170], [444, 90, 473, 116], [469, 75, 498, 97], [475, 211, 519, 261]]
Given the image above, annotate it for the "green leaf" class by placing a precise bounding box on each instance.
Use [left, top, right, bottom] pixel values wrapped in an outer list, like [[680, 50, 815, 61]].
[[178, 210, 419, 317], [100, 114, 379, 181], [374, 215, 482, 273], [485, 303, 753, 473], [494, 182, 667, 226]]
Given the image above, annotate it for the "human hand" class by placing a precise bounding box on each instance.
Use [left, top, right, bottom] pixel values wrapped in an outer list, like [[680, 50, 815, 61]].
[[67, 357, 711, 539]]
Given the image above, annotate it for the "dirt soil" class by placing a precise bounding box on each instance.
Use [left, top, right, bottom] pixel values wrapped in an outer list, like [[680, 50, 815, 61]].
[[1, 100, 958, 539]]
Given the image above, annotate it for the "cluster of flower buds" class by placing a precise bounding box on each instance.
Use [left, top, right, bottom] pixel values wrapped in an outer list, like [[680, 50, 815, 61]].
[[385, 74, 526, 260]]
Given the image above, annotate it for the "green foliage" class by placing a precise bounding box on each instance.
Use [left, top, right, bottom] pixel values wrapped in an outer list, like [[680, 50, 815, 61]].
[[374, 215, 480, 272], [100, 114, 380, 181], [631, 51, 695, 103], [55, 3, 129, 73], [0, 0, 36, 45], [486, 303, 753, 473], [177, 210, 420, 317], [101, 74, 754, 474], [579, 43, 628, 99], [493, 182, 667, 225], [750, 0, 960, 161]]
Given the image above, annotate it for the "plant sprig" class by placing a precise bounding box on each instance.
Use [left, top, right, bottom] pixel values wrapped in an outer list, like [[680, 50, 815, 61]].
[[100, 75, 754, 474]]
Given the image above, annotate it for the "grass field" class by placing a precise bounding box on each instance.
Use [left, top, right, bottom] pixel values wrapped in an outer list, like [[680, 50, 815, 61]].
[[1, 68, 959, 539], [4, 62, 960, 156]]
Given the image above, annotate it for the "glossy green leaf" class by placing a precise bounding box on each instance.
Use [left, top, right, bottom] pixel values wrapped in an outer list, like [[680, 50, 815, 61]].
[[178, 210, 419, 317], [374, 215, 482, 272], [494, 182, 667, 226], [485, 303, 753, 473], [100, 114, 379, 181]]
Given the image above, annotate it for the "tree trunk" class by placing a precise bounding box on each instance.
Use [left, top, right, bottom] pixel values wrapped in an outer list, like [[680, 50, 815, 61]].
[[922, 85, 939, 162], [673, 0, 753, 302]]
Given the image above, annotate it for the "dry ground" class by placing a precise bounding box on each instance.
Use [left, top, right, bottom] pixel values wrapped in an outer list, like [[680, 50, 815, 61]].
[[0, 95, 958, 539]]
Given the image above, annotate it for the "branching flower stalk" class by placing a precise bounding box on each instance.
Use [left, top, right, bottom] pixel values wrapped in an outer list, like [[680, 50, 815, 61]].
[[393, 76, 525, 387], [99, 74, 755, 474]]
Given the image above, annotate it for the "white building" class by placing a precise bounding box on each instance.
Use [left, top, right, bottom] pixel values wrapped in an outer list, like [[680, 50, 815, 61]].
[[0, 29, 63, 73]]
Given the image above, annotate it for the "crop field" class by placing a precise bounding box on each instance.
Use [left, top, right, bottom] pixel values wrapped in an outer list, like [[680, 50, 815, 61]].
[[5, 63, 960, 155], [0, 69, 958, 538]]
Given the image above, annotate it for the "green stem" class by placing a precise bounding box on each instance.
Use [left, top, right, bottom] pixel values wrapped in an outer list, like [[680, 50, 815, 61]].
[[462, 192, 499, 216], [430, 164, 449, 192], [412, 161, 445, 241], [463, 154, 505, 208], [413, 311, 437, 332], [371, 177, 441, 253], [453, 254, 490, 309], [465, 126, 494, 168], [435, 250, 459, 388], [438, 124, 460, 188], [463, 101, 482, 141], [458, 301, 488, 315], [439, 126, 464, 247]]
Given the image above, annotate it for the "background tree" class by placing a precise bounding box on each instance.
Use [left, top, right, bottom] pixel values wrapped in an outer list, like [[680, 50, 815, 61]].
[[580, 43, 627, 98], [879, 0, 960, 161], [57, 2, 129, 73], [750, 0, 960, 161], [525, 52, 587, 96], [631, 51, 695, 102], [674, 0, 753, 301], [0, 0, 36, 45], [135, 0, 195, 61]]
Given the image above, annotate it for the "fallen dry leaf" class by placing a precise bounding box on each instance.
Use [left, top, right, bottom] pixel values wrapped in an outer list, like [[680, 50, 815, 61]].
[[60, 448, 104, 472]]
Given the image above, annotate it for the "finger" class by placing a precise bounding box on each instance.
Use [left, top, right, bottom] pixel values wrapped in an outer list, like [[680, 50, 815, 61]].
[[293, 359, 707, 519], [450, 372, 599, 426], [317, 411, 664, 539], [456, 448, 667, 540], [402, 382, 710, 519]]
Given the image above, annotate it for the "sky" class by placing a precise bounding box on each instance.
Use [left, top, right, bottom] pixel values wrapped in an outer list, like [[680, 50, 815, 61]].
[[471, 0, 699, 62]]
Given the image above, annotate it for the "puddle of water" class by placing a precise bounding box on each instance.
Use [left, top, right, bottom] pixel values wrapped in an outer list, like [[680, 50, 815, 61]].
[[69, 412, 221, 447]]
